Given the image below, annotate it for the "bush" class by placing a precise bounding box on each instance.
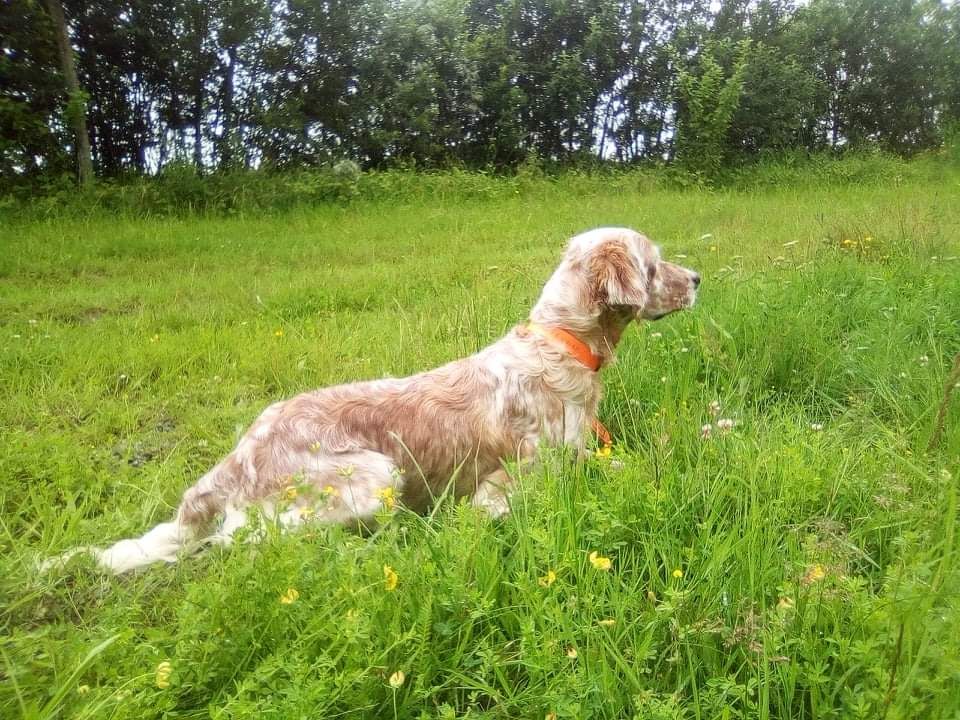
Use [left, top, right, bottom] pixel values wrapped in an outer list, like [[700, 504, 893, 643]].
[[2, 162, 365, 219], [1, 150, 956, 220], [726, 149, 918, 190]]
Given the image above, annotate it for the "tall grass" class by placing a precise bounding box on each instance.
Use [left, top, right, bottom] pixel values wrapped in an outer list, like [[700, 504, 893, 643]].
[[1, 157, 958, 719], [0, 149, 947, 220]]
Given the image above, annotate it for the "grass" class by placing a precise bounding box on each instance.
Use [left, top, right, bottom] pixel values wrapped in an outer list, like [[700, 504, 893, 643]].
[[1, 159, 959, 719]]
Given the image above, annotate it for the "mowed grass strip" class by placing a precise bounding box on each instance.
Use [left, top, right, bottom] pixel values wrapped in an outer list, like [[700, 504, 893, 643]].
[[1, 164, 959, 719]]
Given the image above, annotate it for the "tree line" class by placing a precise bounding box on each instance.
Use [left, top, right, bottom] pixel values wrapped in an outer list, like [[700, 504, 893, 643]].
[[3, 0, 959, 186]]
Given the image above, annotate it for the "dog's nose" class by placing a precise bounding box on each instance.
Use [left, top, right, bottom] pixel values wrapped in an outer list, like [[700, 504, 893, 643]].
[[692, 273, 701, 288]]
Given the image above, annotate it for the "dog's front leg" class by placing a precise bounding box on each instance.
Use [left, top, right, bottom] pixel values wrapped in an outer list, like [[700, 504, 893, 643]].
[[471, 468, 516, 519]]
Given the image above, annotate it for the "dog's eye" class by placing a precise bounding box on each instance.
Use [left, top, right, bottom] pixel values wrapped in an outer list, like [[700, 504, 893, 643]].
[[648, 264, 657, 281]]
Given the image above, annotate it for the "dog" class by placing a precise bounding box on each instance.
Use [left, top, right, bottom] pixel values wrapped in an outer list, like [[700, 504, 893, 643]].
[[55, 227, 699, 573]]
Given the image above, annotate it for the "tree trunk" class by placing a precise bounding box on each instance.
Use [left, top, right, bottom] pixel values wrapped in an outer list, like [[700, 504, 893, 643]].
[[218, 45, 237, 169], [192, 3, 206, 172], [596, 97, 613, 161], [44, 0, 94, 186], [193, 74, 204, 171]]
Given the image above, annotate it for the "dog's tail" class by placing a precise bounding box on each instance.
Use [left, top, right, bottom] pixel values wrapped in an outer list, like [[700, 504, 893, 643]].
[[44, 463, 237, 574]]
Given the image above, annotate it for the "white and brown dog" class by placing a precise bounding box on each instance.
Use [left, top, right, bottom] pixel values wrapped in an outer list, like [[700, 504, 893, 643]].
[[60, 227, 699, 573]]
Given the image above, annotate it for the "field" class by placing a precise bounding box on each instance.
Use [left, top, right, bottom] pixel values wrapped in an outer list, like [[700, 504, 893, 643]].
[[2, 159, 960, 719]]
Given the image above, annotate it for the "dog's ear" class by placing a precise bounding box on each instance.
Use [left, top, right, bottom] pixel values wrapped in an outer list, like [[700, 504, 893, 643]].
[[589, 241, 649, 307]]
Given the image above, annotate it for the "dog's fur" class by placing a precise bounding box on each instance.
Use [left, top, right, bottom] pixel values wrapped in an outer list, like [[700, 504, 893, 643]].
[[62, 227, 699, 573]]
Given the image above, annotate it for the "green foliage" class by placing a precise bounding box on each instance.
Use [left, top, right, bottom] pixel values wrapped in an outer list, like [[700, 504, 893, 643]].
[[793, 0, 955, 153], [725, 149, 921, 190], [941, 122, 960, 164], [4, 148, 957, 219], [727, 42, 822, 154], [61, 90, 90, 138], [675, 40, 751, 180], [1, 156, 959, 718], [4, 0, 960, 184], [0, 0, 70, 182]]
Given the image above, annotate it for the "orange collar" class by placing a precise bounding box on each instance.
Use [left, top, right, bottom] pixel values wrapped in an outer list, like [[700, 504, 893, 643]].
[[527, 322, 602, 372]]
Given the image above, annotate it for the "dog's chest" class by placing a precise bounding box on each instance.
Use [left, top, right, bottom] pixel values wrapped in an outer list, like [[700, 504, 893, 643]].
[[532, 387, 597, 450], [560, 401, 590, 447]]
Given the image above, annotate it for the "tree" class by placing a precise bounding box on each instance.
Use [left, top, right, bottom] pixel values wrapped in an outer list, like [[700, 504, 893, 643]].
[[727, 43, 821, 154], [4, 0, 960, 183], [43, 0, 94, 185], [0, 1, 68, 185], [459, 21, 528, 167], [674, 40, 750, 177]]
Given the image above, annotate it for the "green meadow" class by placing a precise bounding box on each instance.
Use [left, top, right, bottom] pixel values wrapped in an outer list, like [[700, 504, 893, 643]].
[[2, 157, 959, 719]]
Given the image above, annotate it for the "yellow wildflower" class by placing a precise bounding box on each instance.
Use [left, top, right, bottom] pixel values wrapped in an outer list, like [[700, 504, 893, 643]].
[[274, 328, 284, 337], [388, 670, 405, 688], [777, 596, 795, 611], [538, 569, 557, 587], [383, 564, 399, 591], [595, 445, 612, 458], [546, 713, 558, 720], [566, 646, 578, 659], [589, 551, 612, 571], [155, 661, 172, 689], [802, 564, 826, 585], [709, 245, 718, 252], [77, 684, 90, 695], [298, 506, 315, 520], [309, 441, 322, 453], [150, 334, 160, 343], [337, 464, 354, 477], [379, 486, 396, 510], [323, 484, 339, 498], [279, 587, 300, 604], [597, 618, 616, 627], [672, 568, 684, 579], [282, 485, 298, 501]]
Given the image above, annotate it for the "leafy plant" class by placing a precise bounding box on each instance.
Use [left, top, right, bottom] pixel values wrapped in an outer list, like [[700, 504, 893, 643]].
[[674, 40, 752, 181]]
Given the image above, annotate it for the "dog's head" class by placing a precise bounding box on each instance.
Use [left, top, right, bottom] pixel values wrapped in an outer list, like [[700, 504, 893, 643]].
[[565, 227, 700, 321]]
